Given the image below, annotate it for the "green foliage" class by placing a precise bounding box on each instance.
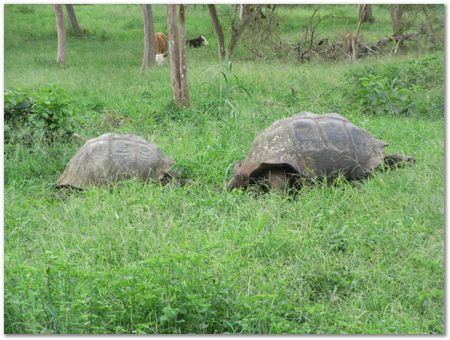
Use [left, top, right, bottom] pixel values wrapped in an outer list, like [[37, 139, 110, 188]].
[[356, 74, 415, 115], [217, 61, 251, 101], [347, 55, 444, 90], [5, 87, 76, 143], [346, 55, 444, 117], [4, 89, 34, 122], [4, 4, 444, 335]]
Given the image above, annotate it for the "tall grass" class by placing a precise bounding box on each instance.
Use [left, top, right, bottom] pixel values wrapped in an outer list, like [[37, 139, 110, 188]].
[[4, 4, 444, 334]]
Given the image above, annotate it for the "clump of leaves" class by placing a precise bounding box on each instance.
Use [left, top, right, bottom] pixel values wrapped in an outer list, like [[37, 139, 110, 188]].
[[5, 87, 76, 144], [357, 74, 415, 116], [345, 55, 443, 116], [347, 55, 443, 89]]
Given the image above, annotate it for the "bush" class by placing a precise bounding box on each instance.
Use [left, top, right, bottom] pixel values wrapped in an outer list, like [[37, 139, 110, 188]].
[[356, 74, 415, 115], [345, 55, 444, 117], [4, 87, 76, 143]]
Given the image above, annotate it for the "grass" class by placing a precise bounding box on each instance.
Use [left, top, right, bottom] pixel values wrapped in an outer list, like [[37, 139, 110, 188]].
[[4, 4, 445, 334]]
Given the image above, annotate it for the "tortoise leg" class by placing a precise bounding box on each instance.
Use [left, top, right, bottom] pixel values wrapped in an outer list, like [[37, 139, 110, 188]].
[[383, 154, 415, 169], [261, 168, 291, 192], [160, 171, 177, 185]]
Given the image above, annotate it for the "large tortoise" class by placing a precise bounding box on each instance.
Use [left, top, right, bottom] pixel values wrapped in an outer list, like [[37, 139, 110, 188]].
[[57, 133, 174, 189], [227, 112, 414, 191]]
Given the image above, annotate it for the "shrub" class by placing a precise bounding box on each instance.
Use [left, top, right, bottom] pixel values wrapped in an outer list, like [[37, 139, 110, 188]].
[[345, 55, 444, 117], [356, 74, 415, 115], [4, 87, 76, 143]]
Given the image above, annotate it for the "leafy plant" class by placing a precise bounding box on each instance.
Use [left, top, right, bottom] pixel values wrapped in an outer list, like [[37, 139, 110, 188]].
[[4, 87, 76, 143], [345, 55, 443, 116], [196, 61, 251, 125], [217, 61, 251, 101], [4, 89, 34, 122], [4, 4, 444, 335], [356, 74, 415, 115]]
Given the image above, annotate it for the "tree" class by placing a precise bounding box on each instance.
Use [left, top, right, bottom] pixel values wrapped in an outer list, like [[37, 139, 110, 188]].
[[65, 5, 82, 36], [141, 4, 156, 71], [207, 4, 262, 60], [54, 4, 67, 64], [178, 5, 189, 106], [421, 4, 437, 45], [390, 4, 406, 52], [357, 4, 374, 24], [167, 5, 190, 108], [390, 4, 404, 36], [239, 4, 244, 20], [228, 5, 263, 58], [207, 5, 225, 60]]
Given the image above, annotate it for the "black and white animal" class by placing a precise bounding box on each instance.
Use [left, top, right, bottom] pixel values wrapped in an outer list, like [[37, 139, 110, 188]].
[[186, 35, 209, 48]]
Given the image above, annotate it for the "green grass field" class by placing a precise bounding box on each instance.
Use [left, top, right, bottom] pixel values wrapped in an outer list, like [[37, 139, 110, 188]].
[[4, 4, 445, 334]]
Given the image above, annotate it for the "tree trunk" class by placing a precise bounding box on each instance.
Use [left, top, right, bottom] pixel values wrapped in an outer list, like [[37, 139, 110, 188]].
[[167, 5, 189, 108], [141, 4, 156, 71], [54, 5, 67, 64], [390, 4, 405, 52], [228, 4, 262, 58], [421, 4, 436, 45], [390, 4, 404, 36], [167, 5, 181, 104], [358, 4, 374, 24], [65, 4, 82, 36], [207, 5, 225, 60], [178, 5, 189, 106], [239, 4, 244, 21]]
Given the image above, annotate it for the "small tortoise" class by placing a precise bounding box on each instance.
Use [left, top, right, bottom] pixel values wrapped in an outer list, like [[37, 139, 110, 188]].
[[57, 133, 174, 189], [227, 112, 414, 191]]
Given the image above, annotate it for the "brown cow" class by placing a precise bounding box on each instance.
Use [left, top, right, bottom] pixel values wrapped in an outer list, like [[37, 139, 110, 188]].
[[155, 32, 168, 65], [155, 32, 168, 55]]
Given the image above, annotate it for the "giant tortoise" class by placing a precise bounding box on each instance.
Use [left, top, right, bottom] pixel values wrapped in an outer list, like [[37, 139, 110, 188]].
[[227, 112, 414, 191], [57, 133, 174, 189]]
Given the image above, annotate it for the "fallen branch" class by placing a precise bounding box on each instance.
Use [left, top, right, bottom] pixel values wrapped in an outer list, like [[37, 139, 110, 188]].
[[290, 30, 424, 62]]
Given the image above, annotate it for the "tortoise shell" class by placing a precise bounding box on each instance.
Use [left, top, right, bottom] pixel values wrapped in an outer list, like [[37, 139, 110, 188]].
[[231, 112, 388, 184], [57, 133, 174, 188]]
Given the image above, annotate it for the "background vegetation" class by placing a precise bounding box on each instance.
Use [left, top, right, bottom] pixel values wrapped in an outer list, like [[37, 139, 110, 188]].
[[4, 4, 444, 334]]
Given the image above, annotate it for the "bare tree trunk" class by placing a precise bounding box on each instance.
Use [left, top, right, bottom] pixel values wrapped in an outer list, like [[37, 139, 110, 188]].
[[421, 4, 436, 45], [207, 4, 225, 60], [358, 4, 374, 24], [167, 5, 189, 108], [167, 5, 181, 104], [54, 4, 67, 64], [390, 4, 405, 52], [65, 4, 82, 36], [390, 4, 404, 36], [178, 5, 189, 106], [239, 4, 244, 20], [228, 4, 262, 58], [141, 4, 156, 71]]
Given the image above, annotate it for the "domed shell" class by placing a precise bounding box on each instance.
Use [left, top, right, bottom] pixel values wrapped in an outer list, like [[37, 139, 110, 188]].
[[57, 133, 174, 188], [235, 112, 388, 181]]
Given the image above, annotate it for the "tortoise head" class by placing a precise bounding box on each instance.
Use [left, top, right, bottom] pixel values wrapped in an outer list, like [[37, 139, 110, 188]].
[[227, 161, 250, 191]]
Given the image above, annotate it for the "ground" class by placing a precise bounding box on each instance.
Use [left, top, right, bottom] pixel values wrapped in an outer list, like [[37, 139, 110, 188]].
[[3, 4, 445, 334]]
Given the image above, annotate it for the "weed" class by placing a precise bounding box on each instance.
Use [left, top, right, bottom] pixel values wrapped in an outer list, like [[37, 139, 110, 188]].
[[357, 74, 415, 115], [5, 87, 77, 144], [345, 55, 444, 117], [4, 4, 444, 335]]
